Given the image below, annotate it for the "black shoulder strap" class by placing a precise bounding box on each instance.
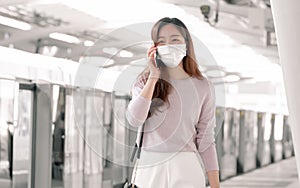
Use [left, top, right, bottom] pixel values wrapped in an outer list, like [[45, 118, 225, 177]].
[[130, 123, 145, 162], [137, 123, 145, 159]]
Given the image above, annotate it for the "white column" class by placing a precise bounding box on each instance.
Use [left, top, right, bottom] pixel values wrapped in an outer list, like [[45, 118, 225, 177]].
[[270, 0, 300, 182]]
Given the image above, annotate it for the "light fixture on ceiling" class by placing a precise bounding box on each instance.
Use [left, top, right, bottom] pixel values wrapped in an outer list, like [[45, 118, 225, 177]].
[[119, 50, 133, 58], [84, 40, 94, 47], [0, 15, 31, 30], [42, 46, 58, 57], [224, 74, 240, 82], [49, 32, 80, 44]]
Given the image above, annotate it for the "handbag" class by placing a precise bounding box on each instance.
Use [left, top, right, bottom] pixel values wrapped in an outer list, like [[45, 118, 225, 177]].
[[122, 123, 145, 188]]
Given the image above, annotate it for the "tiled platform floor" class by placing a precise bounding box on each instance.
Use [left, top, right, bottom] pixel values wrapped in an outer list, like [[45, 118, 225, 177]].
[[215, 157, 299, 188], [0, 157, 298, 188]]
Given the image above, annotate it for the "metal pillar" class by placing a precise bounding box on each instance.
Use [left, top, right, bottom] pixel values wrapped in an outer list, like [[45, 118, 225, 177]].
[[270, 0, 300, 183], [33, 84, 53, 188]]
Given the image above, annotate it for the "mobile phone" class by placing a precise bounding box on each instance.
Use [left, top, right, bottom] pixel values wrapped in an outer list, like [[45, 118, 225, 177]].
[[155, 47, 163, 68]]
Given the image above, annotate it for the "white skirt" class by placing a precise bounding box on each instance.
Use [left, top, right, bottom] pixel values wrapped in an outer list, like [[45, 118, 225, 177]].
[[131, 150, 206, 188]]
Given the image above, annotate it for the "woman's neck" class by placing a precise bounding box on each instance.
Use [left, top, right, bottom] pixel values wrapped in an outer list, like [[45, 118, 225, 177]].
[[165, 63, 189, 79]]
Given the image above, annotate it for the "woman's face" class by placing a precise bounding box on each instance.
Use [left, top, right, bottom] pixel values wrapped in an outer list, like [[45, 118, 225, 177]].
[[157, 24, 186, 46]]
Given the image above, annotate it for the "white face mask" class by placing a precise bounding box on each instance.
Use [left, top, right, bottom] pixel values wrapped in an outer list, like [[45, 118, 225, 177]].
[[157, 44, 186, 68]]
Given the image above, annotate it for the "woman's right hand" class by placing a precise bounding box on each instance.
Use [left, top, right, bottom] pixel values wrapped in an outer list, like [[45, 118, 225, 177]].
[[147, 44, 160, 81]]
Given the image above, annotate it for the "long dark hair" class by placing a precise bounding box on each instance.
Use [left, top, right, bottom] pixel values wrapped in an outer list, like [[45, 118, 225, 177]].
[[135, 17, 204, 118]]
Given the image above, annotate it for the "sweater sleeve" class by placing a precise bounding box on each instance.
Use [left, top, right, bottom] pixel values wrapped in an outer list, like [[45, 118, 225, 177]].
[[125, 74, 152, 127], [195, 80, 219, 172]]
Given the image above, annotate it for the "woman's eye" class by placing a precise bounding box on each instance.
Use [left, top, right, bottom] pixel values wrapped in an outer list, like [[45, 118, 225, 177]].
[[172, 38, 180, 42]]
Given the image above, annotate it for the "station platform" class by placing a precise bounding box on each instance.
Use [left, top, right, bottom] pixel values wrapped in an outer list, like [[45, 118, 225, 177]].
[[0, 158, 298, 188], [215, 157, 299, 188]]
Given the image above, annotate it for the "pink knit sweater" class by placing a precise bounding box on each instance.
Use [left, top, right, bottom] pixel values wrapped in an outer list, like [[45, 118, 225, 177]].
[[125, 74, 219, 172]]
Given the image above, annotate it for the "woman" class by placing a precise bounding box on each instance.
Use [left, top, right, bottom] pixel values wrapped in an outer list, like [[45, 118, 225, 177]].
[[126, 17, 220, 188]]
